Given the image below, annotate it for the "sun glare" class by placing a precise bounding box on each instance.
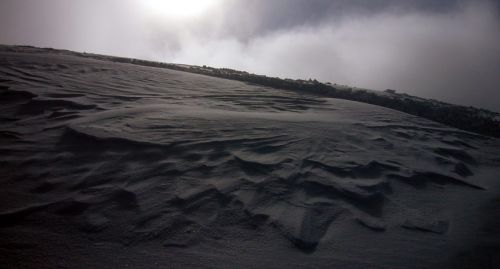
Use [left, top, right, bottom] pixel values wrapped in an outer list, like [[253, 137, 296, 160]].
[[140, 0, 219, 19]]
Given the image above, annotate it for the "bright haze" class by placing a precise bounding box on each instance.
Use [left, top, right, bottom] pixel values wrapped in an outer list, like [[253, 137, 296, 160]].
[[1, 0, 499, 111]]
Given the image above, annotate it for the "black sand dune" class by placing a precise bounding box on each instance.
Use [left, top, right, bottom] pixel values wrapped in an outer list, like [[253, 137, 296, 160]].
[[1, 48, 499, 268]]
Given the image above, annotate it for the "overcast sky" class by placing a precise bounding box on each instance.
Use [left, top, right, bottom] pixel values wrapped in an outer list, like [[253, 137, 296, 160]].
[[1, 0, 499, 111]]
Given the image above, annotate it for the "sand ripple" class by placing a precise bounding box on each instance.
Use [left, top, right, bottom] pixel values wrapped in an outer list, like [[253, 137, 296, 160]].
[[1, 49, 499, 267]]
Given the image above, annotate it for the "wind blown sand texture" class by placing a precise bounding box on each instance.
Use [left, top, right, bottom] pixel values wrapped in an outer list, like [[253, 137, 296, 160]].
[[1, 48, 499, 268]]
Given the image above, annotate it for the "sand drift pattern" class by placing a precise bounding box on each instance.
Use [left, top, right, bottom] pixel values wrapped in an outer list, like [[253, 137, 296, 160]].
[[1, 50, 499, 268]]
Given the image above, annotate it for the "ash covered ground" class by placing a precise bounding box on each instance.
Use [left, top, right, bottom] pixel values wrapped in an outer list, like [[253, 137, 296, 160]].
[[1, 47, 499, 268]]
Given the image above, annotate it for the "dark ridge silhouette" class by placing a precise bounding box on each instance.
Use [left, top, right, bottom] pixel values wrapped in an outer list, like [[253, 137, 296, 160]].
[[161, 65, 500, 138], [2, 44, 498, 138]]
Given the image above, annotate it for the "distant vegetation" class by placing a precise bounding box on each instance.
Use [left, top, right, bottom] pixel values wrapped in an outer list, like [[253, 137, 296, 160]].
[[131, 61, 500, 139], [3, 45, 499, 138]]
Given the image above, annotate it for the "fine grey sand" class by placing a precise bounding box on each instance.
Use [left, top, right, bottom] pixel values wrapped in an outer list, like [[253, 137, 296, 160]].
[[1, 47, 499, 268]]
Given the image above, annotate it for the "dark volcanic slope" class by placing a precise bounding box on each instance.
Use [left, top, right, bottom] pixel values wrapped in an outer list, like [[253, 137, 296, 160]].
[[1, 49, 499, 268]]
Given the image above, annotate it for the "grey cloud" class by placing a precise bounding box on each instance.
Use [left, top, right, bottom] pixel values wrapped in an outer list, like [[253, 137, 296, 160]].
[[217, 0, 477, 39], [173, 1, 500, 111]]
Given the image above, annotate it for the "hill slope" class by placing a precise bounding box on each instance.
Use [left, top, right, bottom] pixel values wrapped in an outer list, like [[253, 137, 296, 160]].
[[1, 47, 499, 268]]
